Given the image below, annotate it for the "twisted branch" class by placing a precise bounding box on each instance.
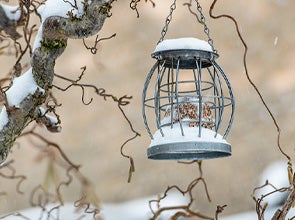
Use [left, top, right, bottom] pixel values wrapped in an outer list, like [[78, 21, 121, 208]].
[[149, 161, 224, 220], [209, 1, 293, 219], [0, 0, 110, 163]]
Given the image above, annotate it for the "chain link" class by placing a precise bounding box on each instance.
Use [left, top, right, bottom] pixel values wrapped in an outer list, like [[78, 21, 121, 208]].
[[157, 0, 177, 44], [157, 0, 216, 53], [195, 0, 216, 52]]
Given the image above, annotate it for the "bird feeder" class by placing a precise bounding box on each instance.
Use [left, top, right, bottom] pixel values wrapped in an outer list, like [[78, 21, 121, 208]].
[[142, 37, 234, 160], [142, 0, 234, 160]]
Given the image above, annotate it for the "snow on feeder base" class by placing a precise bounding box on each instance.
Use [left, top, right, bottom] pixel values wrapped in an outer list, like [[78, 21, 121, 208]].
[[148, 125, 231, 160], [142, 38, 234, 160]]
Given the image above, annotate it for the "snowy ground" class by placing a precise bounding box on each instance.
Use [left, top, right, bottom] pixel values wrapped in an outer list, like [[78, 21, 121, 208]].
[[1, 193, 188, 220], [222, 160, 293, 219], [3, 199, 294, 220], [221, 208, 295, 220], [3, 161, 293, 220]]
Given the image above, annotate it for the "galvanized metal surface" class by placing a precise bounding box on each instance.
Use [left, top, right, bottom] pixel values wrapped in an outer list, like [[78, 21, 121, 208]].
[[152, 49, 218, 69], [142, 48, 234, 160], [147, 141, 231, 160]]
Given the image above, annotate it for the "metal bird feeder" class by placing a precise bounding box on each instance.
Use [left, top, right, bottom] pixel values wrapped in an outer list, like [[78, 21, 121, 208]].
[[142, 0, 234, 160]]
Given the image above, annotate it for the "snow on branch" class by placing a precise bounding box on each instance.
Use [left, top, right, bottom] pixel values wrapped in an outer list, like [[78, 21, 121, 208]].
[[0, 3, 24, 38], [0, 0, 110, 163], [0, 4, 22, 21]]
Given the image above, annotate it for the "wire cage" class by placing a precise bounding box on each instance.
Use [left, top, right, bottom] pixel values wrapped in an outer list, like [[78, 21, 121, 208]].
[[142, 38, 234, 160]]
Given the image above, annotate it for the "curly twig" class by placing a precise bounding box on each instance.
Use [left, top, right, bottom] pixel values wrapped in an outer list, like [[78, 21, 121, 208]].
[[149, 161, 222, 220], [118, 96, 140, 183], [20, 129, 80, 169], [209, 1, 293, 219], [53, 66, 140, 182], [129, 0, 155, 18], [209, 0, 289, 161], [0, 212, 31, 220], [252, 180, 290, 220], [0, 0, 110, 164], [0, 163, 26, 194], [183, 0, 202, 23], [82, 33, 116, 54]]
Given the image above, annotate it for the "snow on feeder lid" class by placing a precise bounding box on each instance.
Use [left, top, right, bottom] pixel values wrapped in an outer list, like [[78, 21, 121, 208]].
[[142, 37, 235, 160], [152, 37, 218, 70], [154, 37, 213, 52]]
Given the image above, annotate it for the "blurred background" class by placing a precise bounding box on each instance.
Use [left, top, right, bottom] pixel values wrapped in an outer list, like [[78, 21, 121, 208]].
[[0, 0, 294, 218]]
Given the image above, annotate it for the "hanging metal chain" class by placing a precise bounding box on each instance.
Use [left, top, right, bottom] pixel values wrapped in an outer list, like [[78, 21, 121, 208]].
[[157, 0, 177, 44], [194, 0, 216, 52], [157, 0, 216, 52]]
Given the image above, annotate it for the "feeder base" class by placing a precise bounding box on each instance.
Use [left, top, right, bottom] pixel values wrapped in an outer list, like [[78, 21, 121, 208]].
[[147, 141, 231, 160]]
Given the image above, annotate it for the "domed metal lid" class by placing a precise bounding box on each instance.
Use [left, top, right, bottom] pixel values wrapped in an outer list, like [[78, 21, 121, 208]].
[[152, 38, 218, 69], [152, 49, 218, 69]]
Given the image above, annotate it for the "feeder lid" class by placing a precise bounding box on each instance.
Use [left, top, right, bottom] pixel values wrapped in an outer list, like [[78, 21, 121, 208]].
[[154, 37, 213, 52], [152, 38, 218, 69], [154, 37, 213, 53]]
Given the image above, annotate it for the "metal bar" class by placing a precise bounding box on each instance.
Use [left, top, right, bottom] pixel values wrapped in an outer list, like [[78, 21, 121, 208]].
[[195, 60, 202, 137], [154, 62, 167, 137], [206, 67, 220, 130], [170, 58, 175, 128], [213, 61, 235, 138], [142, 62, 160, 139], [174, 58, 184, 136], [213, 65, 224, 137]]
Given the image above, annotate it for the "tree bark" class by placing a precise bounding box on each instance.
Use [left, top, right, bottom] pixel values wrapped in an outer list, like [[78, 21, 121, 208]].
[[0, 0, 110, 163], [272, 188, 295, 220]]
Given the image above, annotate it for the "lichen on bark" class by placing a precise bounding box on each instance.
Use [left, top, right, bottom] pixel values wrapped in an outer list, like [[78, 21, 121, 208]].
[[0, 0, 109, 163]]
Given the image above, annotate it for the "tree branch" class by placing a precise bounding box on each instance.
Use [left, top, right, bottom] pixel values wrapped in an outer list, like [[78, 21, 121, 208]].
[[0, 0, 110, 163], [271, 174, 295, 220], [0, 4, 24, 39]]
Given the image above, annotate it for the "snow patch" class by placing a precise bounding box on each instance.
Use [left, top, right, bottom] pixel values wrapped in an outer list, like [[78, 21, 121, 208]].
[[0, 107, 9, 130], [150, 123, 226, 147], [37, 0, 90, 21], [1, 193, 189, 220], [222, 161, 295, 220], [33, 0, 91, 50], [255, 161, 290, 207], [1, 5, 21, 21], [33, 25, 44, 51], [39, 107, 59, 125], [274, 36, 279, 46], [154, 37, 213, 53], [5, 68, 43, 107], [221, 208, 295, 220], [101, 193, 189, 220]]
